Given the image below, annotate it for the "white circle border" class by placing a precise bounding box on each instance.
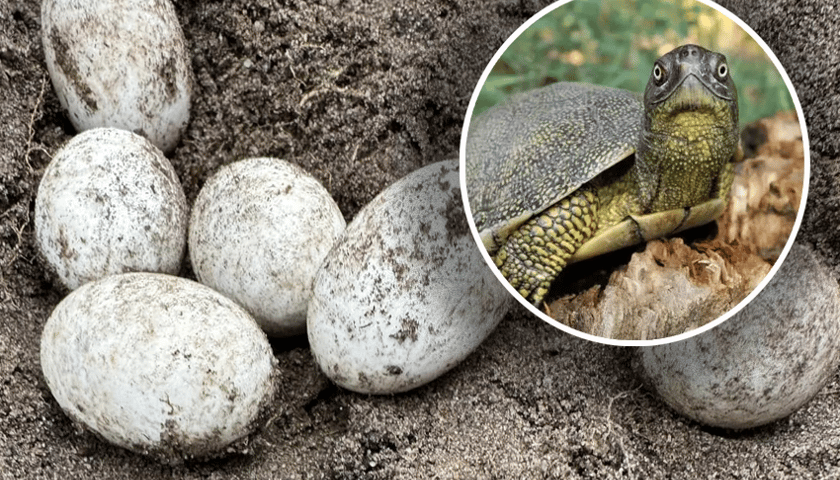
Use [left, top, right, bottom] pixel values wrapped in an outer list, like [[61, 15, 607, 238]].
[[458, 0, 811, 347]]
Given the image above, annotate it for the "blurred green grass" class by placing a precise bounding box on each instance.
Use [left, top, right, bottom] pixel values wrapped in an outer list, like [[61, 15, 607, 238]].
[[472, 0, 794, 126]]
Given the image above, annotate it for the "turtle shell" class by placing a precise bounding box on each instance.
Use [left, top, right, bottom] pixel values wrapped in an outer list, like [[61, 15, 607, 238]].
[[465, 82, 643, 253]]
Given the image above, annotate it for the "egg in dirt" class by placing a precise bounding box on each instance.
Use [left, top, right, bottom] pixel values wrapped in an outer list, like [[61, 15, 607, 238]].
[[41, 0, 191, 153], [307, 160, 511, 394], [34, 128, 188, 291], [189, 158, 346, 337], [39, 272, 278, 464], [637, 244, 840, 430]]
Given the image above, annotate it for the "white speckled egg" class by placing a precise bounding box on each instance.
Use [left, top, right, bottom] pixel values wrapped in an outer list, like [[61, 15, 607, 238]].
[[307, 160, 510, 394], [638, 244, 840, 429], [41, 0, 191, 153], [35, 128, 188, 291], [40, 272, 277, 464], [189, 158, 346, 337]]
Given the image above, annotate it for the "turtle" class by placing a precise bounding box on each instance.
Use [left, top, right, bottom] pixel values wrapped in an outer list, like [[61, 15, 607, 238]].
[[465, 44, 741, 306]]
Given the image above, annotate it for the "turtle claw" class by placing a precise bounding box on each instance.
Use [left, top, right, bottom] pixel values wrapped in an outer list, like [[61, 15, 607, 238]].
[[525, 285, 550, 307]]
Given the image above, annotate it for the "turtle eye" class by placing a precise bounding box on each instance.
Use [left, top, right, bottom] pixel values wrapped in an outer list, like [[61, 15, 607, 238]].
[[653, 64, 665, 84], [717, 62, 728, 79]]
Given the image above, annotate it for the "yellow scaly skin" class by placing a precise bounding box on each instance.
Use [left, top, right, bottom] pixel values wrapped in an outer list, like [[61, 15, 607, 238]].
[[494, 172, 647, 304]]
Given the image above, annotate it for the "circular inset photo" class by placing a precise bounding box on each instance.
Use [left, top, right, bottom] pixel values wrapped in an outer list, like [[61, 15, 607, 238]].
[[460, 0, 808, 345]]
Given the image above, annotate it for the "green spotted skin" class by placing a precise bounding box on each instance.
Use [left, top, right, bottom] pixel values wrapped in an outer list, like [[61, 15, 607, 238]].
[[467, 45, 739, 305]]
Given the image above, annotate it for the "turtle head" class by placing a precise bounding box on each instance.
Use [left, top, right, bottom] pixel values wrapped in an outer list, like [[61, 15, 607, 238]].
[[636, 44, 740, 210], [643, 44, 738, 127]]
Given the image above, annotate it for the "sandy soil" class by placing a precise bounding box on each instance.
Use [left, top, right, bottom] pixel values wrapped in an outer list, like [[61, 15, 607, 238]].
[[3, 0, 840, 478]]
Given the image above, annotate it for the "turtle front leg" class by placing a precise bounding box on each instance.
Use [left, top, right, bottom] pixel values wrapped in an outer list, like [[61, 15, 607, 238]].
[[493, 189, 598, 305]]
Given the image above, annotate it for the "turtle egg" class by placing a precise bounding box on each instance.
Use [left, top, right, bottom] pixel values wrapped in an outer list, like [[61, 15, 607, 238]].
[[40, 272, 277, 464], [307, 160, 511, 394], [35, 127, 188, 291], [189, 158, 346, 337], [637, 244, 840, 429], [41, 0, 191, 152]]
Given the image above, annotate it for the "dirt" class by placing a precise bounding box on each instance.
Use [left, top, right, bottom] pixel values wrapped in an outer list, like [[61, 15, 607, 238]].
[[3, 0, 840, 478]]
